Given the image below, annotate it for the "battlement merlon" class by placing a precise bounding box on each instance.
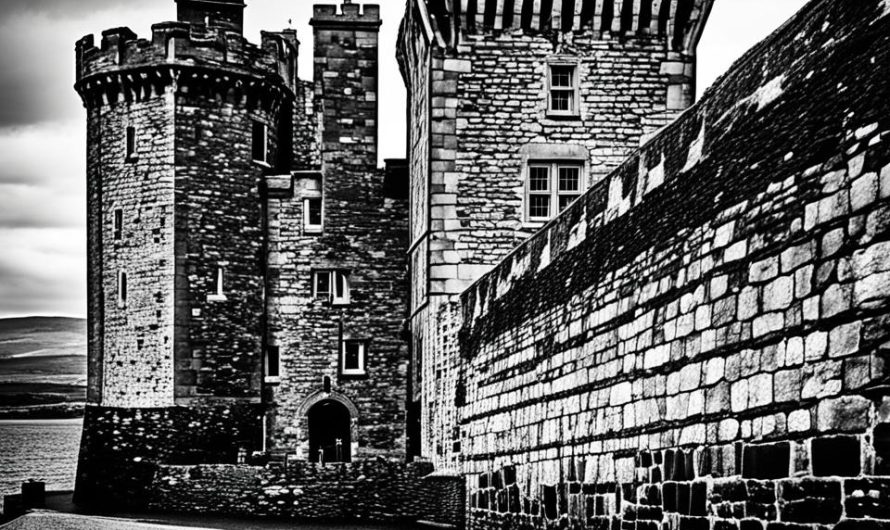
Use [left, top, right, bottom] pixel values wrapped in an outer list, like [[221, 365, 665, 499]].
[[310, 1, 382, 31], [415, 0, 714, 56], [74, 23, 299, 98]]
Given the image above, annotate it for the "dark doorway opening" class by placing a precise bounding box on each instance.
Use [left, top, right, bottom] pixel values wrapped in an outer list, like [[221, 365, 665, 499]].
[[308, 400, 352, 463]]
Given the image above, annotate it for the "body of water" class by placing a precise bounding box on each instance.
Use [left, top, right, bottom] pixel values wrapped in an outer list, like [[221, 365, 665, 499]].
[[0, 418, 82, 510]]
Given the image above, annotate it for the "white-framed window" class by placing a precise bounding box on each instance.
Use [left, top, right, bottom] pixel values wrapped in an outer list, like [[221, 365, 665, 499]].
[[117, 270, 128, 307], [125, 126, 137, 161], [303, 197, 323, 233], [113, 208, 123, 240], [547, 64, 579, 117], [252, 121, 268, 165], [526, 162, 583, 221], [313, 270, 350, 305], [340, 340, 367, 377], [208, 266, 227, 301]]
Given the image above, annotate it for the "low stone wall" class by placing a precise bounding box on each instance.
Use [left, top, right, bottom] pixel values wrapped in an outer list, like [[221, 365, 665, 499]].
[[148, 461, 464, 527]]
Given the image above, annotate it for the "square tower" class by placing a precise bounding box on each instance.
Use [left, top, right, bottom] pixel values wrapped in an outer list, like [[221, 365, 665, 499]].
[[311, 0, 382, 170]]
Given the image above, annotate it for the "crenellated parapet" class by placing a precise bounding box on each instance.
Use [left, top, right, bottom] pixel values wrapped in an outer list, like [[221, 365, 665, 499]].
[[419, 0, 713, 55], [75, 23, 299, 111]]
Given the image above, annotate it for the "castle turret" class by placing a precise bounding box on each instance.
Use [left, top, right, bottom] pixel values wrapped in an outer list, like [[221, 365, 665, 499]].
[[311, 0, 382, 170], [74, 3, 298, 506]]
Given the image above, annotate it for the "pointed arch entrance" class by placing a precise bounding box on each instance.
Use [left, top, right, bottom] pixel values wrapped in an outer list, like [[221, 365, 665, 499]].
[[307, 399, 352, 463]]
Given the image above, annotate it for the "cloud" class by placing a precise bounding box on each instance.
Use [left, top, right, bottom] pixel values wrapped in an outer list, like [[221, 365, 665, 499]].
[[0, 228, 86, 318], [1, 0, 138, 19]]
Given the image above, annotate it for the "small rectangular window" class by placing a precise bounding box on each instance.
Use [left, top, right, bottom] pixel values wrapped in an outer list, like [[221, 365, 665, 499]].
[[266, 346, 280, 378], [333, 271, 350, 305], [126, 126, 136, 160], [314, 271, 331, 299], [215, 267, 225, 297], [548, 65, 579, 116], [341, 340, 367, 377], [252, 121, 268, 164], [208, 266, 227, 301], [313, 271, 350, 304], [304, 198, 323, 232], [526, 162, 584, 222], [118, 271, 128, 306], [113, 209, 123, 240], [528, 165, 552, 221]]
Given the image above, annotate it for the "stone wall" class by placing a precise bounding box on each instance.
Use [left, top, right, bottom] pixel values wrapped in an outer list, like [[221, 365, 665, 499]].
[[399, 0, 712, 470], [74, 404, 263, 507], [264, 166, 409, 459], [457, 0, 890, 528], [90, 92, 176, 408], [148, 461, 464, 526]]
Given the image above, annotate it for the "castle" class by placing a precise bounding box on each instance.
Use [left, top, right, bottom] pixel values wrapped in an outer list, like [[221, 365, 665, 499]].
[[74, 0, 890, 528]]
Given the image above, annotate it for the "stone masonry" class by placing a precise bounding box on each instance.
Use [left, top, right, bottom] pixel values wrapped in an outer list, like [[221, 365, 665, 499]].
[[75, 0, 413, 511], [398, 0, 713, 470], [456, 0, 890, 527]]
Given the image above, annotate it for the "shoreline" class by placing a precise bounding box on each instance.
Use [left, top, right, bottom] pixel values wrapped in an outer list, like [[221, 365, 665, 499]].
[[0, 403, 84, 421]]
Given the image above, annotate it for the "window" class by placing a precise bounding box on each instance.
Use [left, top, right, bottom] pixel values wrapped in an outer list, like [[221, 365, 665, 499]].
[[304, 198, 323, 232], [208, 266, 227, 301], [252, 121, 268, 164], [265, 345, 280, 379], [548, 64, 579, 116], [126, 126, 136, 160], [118, 271, 128, 306], [526, 163, 583, 221], [113, 209, 123, 240], [341, 340, 367, 377], [313, 271, 350, 304]]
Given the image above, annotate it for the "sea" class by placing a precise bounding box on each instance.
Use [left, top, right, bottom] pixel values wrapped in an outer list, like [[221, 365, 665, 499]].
[[0, 419, 82, 511]]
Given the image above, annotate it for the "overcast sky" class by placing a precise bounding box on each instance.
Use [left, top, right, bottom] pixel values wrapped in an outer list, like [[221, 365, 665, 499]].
[[0, 0, 808, 318]]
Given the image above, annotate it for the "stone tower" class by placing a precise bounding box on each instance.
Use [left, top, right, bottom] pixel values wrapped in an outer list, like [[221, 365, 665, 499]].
[[74, 0, 298, 503], [397, 0, 714, 468], [310, 0, 382, 170]]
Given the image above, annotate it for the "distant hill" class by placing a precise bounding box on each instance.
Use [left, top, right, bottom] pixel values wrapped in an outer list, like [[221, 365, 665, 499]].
[[0, 318, 86, 415], [0, 317, 86, 360]]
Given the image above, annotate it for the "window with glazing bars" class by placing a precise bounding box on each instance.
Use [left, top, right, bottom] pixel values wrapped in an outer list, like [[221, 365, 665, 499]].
[[527, 163, 583, 221]]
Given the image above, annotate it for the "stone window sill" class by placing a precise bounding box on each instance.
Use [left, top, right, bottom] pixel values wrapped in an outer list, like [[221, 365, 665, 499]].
[[304, 226, 323, 235], [264, 376, 281, 385], [545, 112, 581, 121], [207, 294, 228, 302]]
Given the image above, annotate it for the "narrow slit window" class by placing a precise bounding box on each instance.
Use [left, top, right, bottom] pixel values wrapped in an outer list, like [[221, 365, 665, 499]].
[[252, 121, 268, 164], [304, 197, 323, 232], [126, 126, 136, 160], [266, 346, 280, 378], [333, 272, 350, 305], [548, 65, 579, 116], [341, 340, 367, 377], [118, 271, 128, 306], [113, 209, 123, 240], [216, 267, 224, 296]]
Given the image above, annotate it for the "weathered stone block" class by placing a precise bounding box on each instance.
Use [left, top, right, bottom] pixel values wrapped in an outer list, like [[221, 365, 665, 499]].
[[817, 396, 871, 433]]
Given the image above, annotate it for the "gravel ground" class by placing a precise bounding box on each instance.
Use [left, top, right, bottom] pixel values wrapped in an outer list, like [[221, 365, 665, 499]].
[[1, 511, 424, 530]]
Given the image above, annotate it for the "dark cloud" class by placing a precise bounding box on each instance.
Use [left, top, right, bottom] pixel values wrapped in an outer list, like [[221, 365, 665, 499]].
[[0, 0, 131, 19]]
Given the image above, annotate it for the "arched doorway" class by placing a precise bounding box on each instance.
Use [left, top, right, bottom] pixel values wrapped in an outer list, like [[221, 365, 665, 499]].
[[307, 399, 352, 463]]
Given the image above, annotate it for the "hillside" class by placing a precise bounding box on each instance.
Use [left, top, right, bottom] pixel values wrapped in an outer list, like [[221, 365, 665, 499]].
[[0, 317, 86, 416]]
